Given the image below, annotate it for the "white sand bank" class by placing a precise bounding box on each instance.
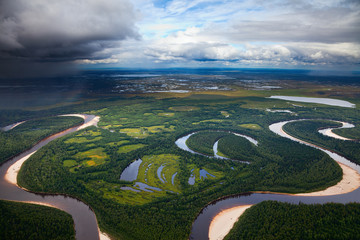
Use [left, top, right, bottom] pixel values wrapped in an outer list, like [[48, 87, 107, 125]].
[[99, 230, 111, 240], [296, 162, 360, 196], [5, 152, 35, 185], [209, 205, 253, 240]]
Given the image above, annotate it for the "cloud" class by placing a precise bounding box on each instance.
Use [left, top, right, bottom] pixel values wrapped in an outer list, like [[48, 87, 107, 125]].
[[137, 0, 360, 68], [1, 0, 359, 74], [143, 27, 360, 67], [0, 0, 139, 77]]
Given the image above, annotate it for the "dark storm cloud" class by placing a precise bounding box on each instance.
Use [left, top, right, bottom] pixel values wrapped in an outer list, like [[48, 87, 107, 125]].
[[0, 0, 139, 77]]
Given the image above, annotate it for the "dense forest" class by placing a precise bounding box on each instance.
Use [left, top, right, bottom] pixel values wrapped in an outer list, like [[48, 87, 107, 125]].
[[225, 201, 360, 240], [0, 200, 75, 240], [15, 95, 351, 240], [283, 120, 360, 165], [217, 134, 259, 161], [186, 131, 231, 155], [0, 116, 83, 164]]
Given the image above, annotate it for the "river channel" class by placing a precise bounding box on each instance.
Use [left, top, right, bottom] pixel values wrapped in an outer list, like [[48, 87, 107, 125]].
[[0, 114, 101, 240], [187, 120, 360, 240], [1, 115, 359, 240]]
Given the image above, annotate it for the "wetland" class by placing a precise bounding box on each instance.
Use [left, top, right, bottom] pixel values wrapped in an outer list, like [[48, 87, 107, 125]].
[[1, 69, 360, 240]]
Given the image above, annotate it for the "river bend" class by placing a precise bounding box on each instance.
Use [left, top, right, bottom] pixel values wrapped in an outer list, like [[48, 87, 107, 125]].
[[189, 119, 360, 240], [0, 114, 101, 240]]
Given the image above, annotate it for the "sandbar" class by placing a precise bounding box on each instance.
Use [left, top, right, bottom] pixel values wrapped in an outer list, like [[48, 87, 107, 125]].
[[209, 205, 253, 240], [319, 128, 352, 141], [99, 230, 111, 240], [208, 120, 360, 240], [296, 162, 360, 196]]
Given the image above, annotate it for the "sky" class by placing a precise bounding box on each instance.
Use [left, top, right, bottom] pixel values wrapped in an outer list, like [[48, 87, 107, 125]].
[[0, 0, 359, 77]]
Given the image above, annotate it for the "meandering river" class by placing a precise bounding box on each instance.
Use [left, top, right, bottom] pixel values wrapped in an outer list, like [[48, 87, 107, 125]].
[[0, 114, 102, 240], [1, 114, 359, 240], [187, 120, 360, 240]]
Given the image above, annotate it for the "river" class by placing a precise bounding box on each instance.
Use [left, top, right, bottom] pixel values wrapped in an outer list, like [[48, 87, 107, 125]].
[[0, 114, 102, 240], [1, 115, 358, 240], [187, 120, 360, 240]]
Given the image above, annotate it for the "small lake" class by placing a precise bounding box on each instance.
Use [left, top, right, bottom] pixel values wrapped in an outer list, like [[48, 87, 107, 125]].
[[120, 159, 142, 181], [269, 96, 356, 108], [199, 169, 215, 180]]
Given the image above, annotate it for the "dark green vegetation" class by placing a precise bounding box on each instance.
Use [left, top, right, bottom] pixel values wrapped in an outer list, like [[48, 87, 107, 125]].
[[0, 200, 75, 240], [0, 116, 83, 164], [333, 125, 360, 140], [2, 71, 360, 240], [225, 201, 360, 240], [217, 134, 258, 161], [13, 92, 358, 239], [186, 131, 231, 155], [283, 120, 360, 165]]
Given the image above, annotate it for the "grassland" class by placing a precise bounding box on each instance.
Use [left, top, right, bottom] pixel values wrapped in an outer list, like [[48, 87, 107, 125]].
[[138, 154, 181, 193], [118, 144, 146, 154], [239, 123, 262, 130]]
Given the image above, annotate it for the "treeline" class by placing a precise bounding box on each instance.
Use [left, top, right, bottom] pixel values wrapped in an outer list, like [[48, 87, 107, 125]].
[[283, 120, 360, 165], [0, 116, 83, 164], [0, 200, 75, 240], [225, 201, 360, 240]]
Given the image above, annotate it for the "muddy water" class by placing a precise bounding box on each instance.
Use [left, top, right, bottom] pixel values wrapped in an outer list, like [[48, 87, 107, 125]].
[[0, 115, 101, 240]]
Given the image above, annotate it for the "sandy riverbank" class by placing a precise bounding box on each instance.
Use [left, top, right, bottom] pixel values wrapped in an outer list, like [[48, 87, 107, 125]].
[[319, 128, 352, 141], [60, 114, 100, 130], [99, 230, 111, 240], [209, 205, 253, 240], [5, 152, 35, 185], [208, 120, 360, 240], [208, 162, 360, 240], [296, 162, 360, 196], [4, 114, 106, 240]]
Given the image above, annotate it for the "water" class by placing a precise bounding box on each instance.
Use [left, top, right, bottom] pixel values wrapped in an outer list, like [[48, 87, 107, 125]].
[[199, 169, 215, 180], [188, 169, 196, 185], [120, 159, 142, 181], [269, 96, 356, 108], [190, 119, 360, 240], [175, 131, 258, 161], [318, 121, 355, 140], [213, 141, 227, 159], [134, 182, 162, 192], [0, 115, 101, 240], [1, 121, 26, 131], [157, 164, 166, 183], [171, 172, 178, 185]]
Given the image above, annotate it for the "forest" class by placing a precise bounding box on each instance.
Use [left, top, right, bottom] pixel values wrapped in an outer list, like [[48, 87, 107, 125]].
[[12, 94, 356, 239], [283, 120, 360, 165], [0, 200, 75, 240], [0, 116, 83, 164], [225, 201, 360, 240], [1, 72, 360, 240]]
